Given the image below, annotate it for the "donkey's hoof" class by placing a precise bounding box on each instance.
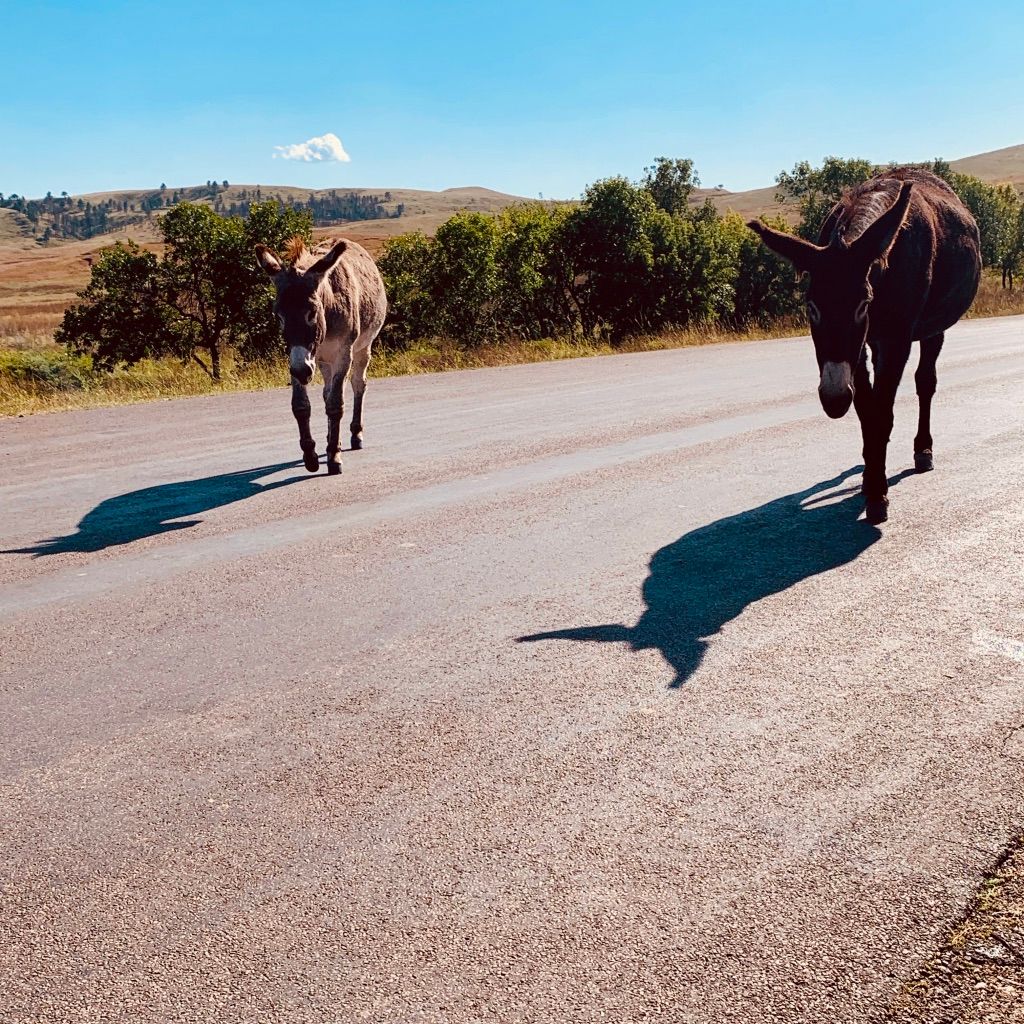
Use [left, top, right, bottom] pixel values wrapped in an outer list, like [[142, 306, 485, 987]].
[[327, 460, 342, 476], [303, 452, 320, 473], [350, 435, 363, 451], [914, 450, 934, 473], [865, 497, 889, 525]]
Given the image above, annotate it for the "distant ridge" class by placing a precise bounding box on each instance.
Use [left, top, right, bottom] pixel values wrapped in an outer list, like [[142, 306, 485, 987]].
[[689, 141, 1024, 223], [2, 142, 1022, 252], [949, 143, 1024, 187]]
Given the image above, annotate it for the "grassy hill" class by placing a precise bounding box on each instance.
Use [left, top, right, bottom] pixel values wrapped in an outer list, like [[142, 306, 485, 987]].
[[693, 184, 794, 222], [950, 143, 1024, 187], [4, 142, 1023, 255], [0, 208, 36, 249], [0, 182, 535, 249], [692, 141, 1024, 223]]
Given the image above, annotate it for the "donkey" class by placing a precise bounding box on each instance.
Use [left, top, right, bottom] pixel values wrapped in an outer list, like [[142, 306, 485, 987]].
[[256, 237, 387, 475], [747, 168, 981, 523]]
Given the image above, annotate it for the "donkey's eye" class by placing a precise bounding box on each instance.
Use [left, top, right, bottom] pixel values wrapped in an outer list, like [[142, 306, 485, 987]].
[[305, 310, 318, 325], [854, 299, 870, 323], [807, 301, 821, 325]]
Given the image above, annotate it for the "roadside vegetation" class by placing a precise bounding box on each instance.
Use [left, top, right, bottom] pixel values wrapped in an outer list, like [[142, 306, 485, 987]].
[[3, 155, 1024, 417]]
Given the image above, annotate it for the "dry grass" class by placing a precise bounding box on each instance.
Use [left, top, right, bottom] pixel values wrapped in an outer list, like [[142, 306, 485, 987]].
[[370, 319, 807, 378], [0, 208, 35, 248], [0, 317, 812, 417], [0, 349, 287, 417], [966, 273, 1024, 318], [0, 309, 831, 418], [700, 183, 798, 222], [4, 277, 1023, 418]]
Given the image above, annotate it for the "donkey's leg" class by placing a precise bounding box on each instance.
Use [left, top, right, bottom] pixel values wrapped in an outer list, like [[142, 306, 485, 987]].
[[321, 350, 352, 476], [852, 348, 874, 479], [913, 332, 945, 472], [349, 344, 371, 450], [862, 339, 912, 524], [291, 378, 319, 473]]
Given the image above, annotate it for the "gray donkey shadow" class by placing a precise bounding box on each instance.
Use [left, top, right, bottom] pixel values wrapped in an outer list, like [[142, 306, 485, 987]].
[[5, 461, 309, 556], [518, 467, 912, 688]]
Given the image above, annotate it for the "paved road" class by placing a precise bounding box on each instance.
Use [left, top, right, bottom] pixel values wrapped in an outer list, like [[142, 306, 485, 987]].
[[2, 318, 1023, 1023]]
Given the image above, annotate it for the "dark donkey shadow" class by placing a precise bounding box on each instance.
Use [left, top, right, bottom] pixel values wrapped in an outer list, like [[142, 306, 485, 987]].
[[5, 461, 310, 557], [519, 467, 913, 689]]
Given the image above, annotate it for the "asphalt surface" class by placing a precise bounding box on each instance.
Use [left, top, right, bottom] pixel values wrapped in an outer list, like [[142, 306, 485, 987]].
[[2, 318, 1023, 1023]]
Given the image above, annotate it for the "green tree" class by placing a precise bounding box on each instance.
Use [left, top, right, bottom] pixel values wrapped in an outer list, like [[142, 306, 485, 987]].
[[427, 212, 502, 345], [376, 231, 436, 348], [562, 177, 658, 338], [720, 212, 802, 324], [561, 173, 738, 340], [494, 203, 576, 340], [775, 156, 874, 240], [642, 157, 700, 217], [949, 173, 1021, 282], [56, 243, 177, 369], [1006, 203, 1024, 290], [922, 158, 953, 182], [58, 201, 312, 380]]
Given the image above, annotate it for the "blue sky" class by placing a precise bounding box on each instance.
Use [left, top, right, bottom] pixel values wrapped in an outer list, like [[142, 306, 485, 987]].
[[2, 1, 1021, 199]]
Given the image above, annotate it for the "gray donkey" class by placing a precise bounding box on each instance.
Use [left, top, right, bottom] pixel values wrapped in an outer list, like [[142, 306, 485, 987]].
[[256, 237, 387, 474]]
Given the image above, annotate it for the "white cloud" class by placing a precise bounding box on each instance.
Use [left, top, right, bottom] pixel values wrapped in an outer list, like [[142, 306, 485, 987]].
[[273, 132, 351, 163]]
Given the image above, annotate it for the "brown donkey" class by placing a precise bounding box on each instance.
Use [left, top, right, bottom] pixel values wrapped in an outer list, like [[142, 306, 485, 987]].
[[256, 237, 387, 475], [748, 168, 981, 523]]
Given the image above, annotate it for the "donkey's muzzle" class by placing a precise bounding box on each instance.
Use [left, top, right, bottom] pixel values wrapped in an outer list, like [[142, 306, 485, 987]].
[[289, 345, 316, 386], [818, 361, 854, 419]]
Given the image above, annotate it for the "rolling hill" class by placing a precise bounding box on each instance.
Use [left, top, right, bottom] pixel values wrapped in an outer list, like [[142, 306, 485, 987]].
[[691, 142, 1024, 222], [0, 183, 537, 250], [950, 143, 1024, 187]]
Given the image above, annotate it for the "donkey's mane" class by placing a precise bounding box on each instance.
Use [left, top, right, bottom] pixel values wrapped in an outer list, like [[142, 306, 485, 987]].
[[284, 236, 308, 264], [835, 168, 956, 244], [284, 236, 340, 272]]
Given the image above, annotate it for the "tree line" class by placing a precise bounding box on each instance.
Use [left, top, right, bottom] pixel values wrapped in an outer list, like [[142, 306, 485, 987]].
[[376, 157, 1024, 350], [377, 159, 798, 348], [55, 155, 1024, 381], [1, 183, 398, 244], [220, 190, 400, 224]]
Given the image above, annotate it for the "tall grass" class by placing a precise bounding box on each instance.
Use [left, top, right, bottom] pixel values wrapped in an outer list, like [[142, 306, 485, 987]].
[[2, 274, 1022, 418], [0, 348, 286, 417], [965, 274, 1024, 318], [0, 319, 813, 417]]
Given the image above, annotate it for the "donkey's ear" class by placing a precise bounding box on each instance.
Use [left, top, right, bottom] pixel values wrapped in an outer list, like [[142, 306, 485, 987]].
[[853, 181, 913, 264], [308, 240, 348, 278], [255, 245, 283, 277], [746, 220, 824, 274]]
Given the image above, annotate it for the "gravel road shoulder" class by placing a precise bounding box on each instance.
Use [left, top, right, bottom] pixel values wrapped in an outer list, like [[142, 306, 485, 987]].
[[888, 837, 1024, 1023]]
